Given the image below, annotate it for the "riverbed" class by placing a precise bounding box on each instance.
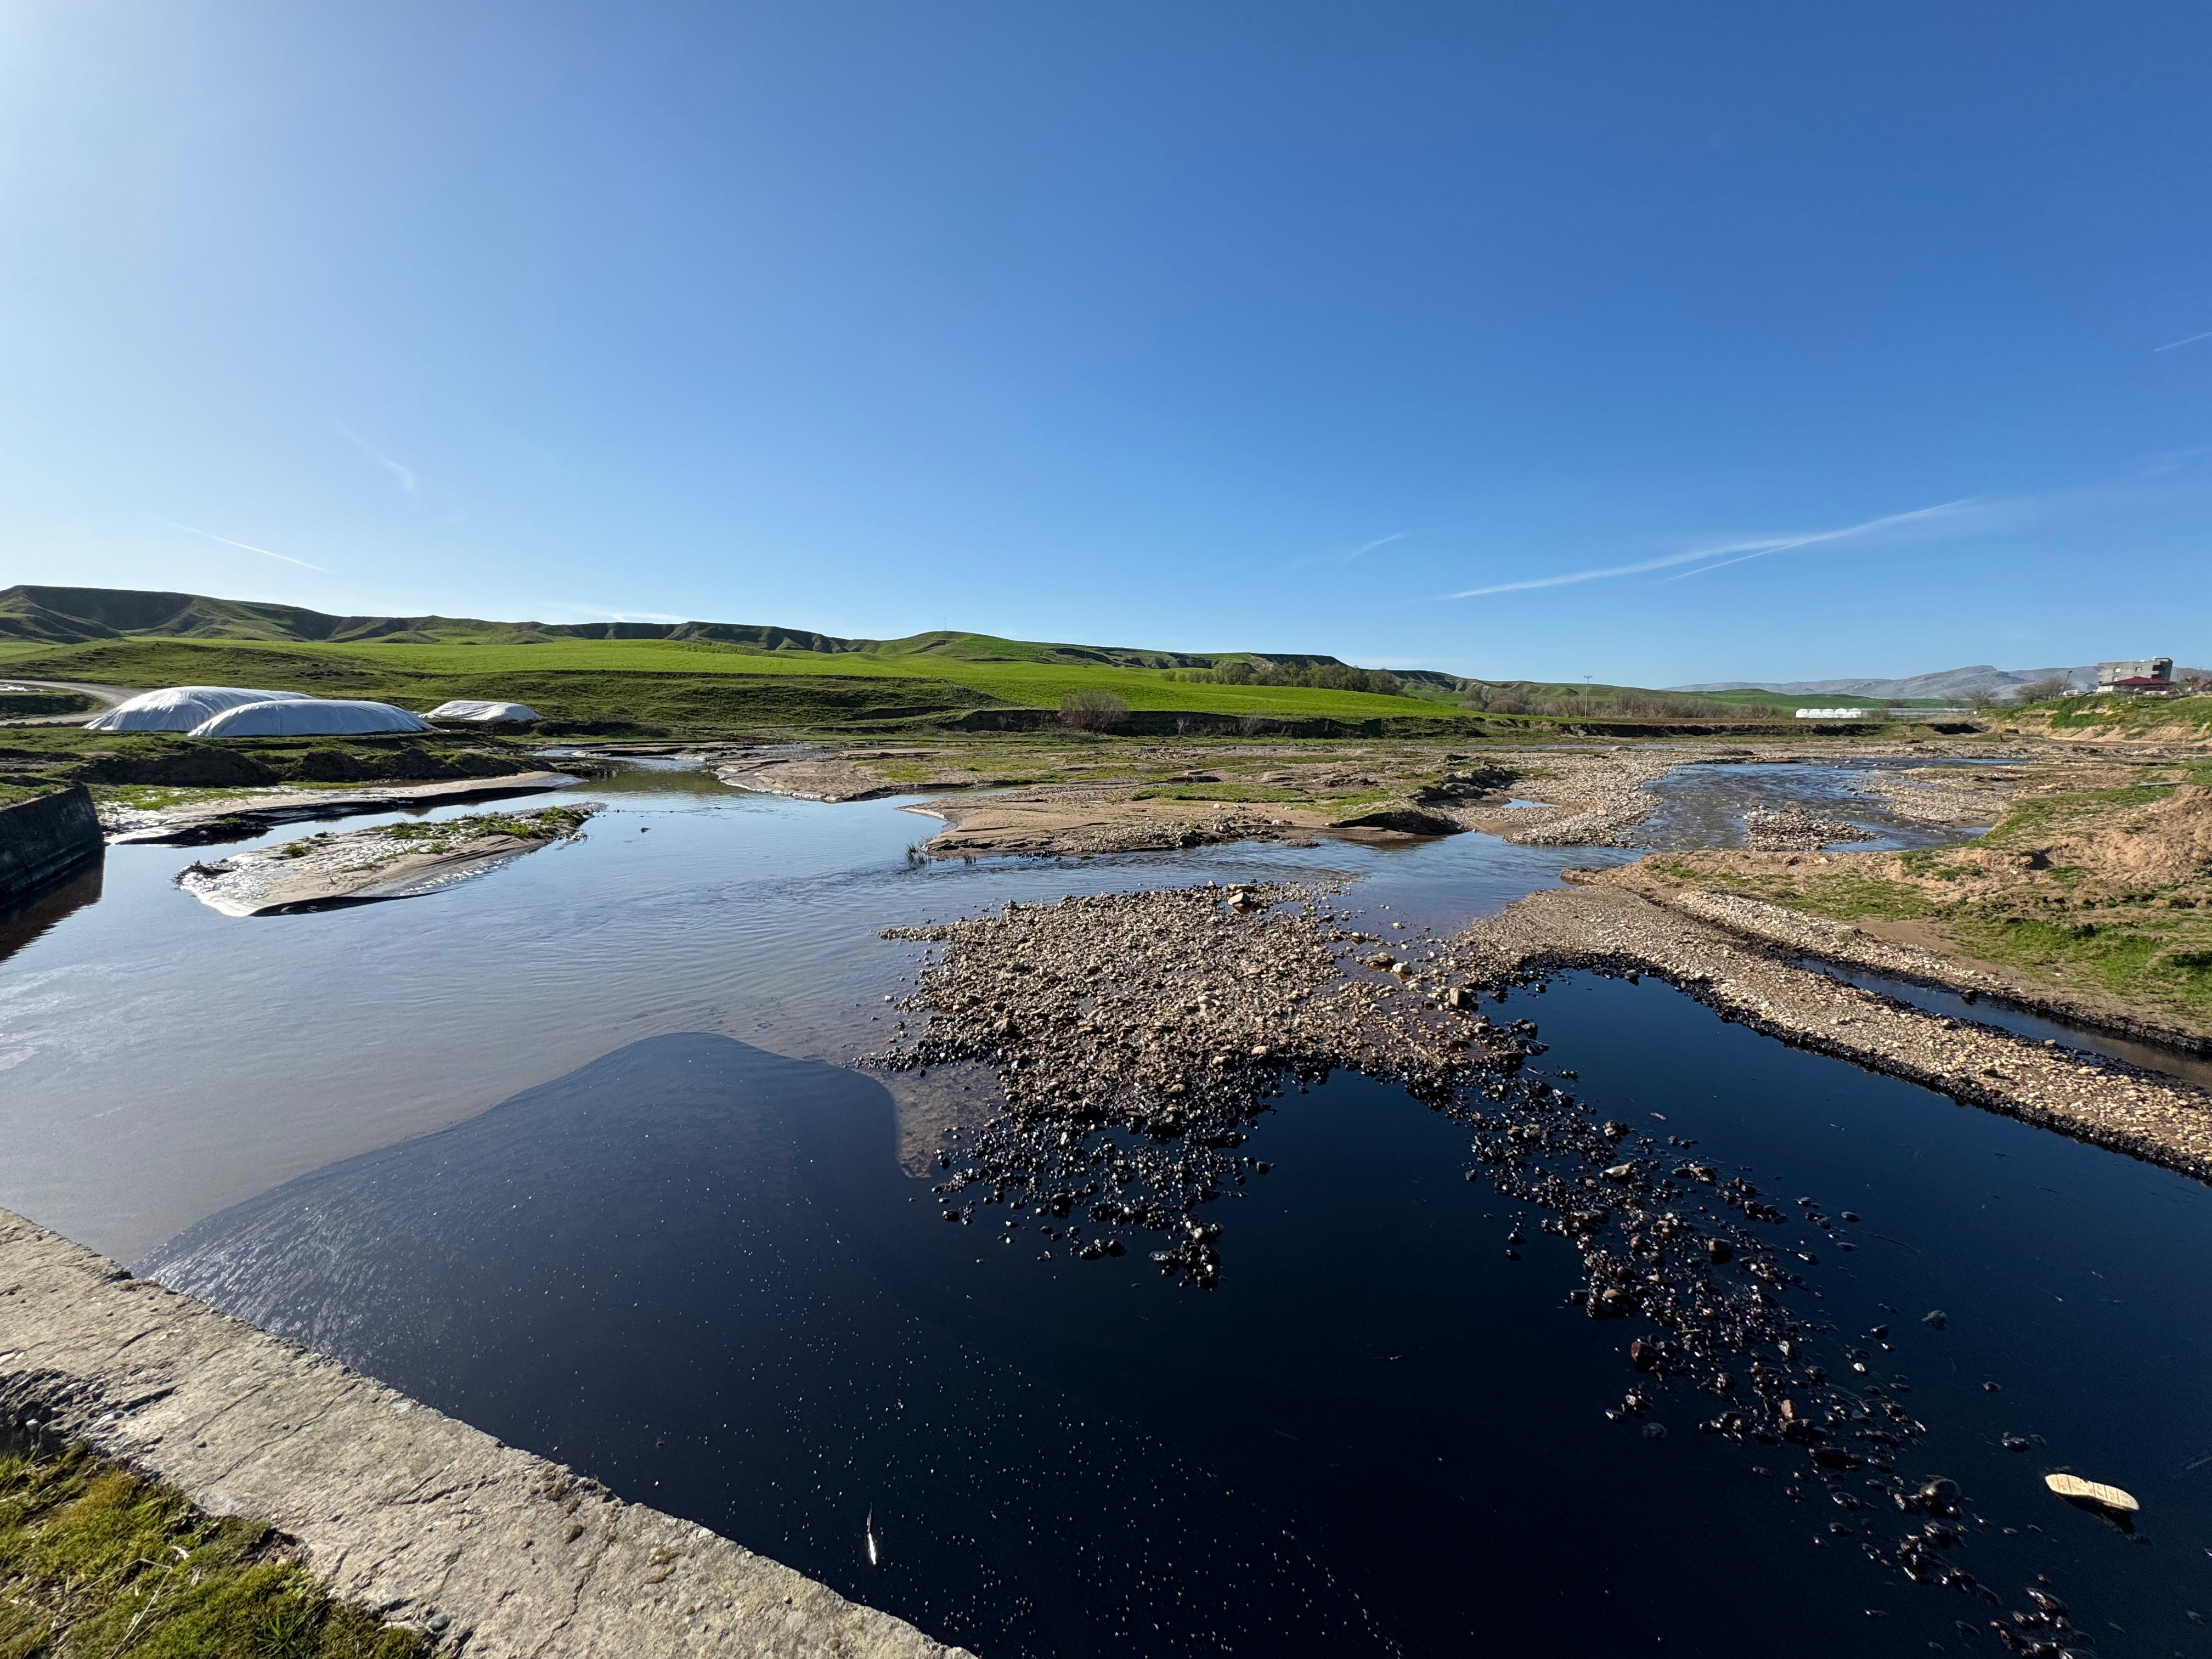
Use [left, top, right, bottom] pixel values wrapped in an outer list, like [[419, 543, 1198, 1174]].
[[7, 761, 2209, 1656]]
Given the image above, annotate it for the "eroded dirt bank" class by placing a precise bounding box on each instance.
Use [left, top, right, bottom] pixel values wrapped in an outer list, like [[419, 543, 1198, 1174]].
[[0, 1209, 968, 1659]]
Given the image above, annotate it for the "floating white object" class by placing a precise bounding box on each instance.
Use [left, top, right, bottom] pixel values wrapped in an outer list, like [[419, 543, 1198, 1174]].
[[86, 685, 303, 732], [425, 699, 543, 723], [188, 699, 433, 737], [2044, 1472, 2138, 1512]]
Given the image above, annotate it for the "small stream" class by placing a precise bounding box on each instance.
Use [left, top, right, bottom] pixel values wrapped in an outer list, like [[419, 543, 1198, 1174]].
[[1634, 757, 2018, 851], [5, 758, 2209, 1656]]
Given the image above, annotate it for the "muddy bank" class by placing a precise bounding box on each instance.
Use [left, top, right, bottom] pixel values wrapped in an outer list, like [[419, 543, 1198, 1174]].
[[1452, 883, 2212, 1181], [106, 770, 581, 843], [177, 804, 600, 916], [0, 1207, 966, 1659]]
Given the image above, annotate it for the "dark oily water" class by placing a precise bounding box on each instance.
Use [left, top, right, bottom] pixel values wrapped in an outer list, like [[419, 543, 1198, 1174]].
[[144, 977, 2212, 1657]]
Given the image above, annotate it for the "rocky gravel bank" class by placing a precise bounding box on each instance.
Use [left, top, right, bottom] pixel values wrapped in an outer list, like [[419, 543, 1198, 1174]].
[[874, 882, 1517, 1279], [870, 877, 2087, 1620], [1454, 883, 2212, 1180]]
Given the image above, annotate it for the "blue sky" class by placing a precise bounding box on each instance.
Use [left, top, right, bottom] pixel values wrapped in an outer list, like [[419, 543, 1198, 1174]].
[[2, 2, 2207, 685]]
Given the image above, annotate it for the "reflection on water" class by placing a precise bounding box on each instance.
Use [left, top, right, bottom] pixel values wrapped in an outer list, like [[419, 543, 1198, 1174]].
[[0, 768, 1621, 1259], [144, 979, 2212, 1657], [14, 761, 2210, 1654], [1635, 759, 2002, 852], [0, 859, 103, 968]]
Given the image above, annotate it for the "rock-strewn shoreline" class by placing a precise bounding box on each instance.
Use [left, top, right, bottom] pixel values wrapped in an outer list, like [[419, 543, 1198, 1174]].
[[1452, 883, 2212, 1180], [870, 876, 2101, 1621], [0, 1209, 968, 1659]]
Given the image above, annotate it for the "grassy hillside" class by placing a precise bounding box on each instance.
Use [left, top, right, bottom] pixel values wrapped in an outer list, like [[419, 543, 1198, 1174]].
[[2, 585, 1982, 735], [0, 584, 1332, 670], [0, 635, 1467, 725]]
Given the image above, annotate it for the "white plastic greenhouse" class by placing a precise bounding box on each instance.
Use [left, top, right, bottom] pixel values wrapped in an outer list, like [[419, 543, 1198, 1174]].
[[187, 699, 434, 737], [84, 685, 304, 733], [425, 699, 543, 723]]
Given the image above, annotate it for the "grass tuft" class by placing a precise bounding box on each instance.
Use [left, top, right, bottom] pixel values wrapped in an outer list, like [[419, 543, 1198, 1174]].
[[0, 1442, 430, 1659]]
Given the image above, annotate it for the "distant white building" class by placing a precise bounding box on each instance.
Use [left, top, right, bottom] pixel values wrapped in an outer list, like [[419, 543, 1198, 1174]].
[[2095, 658, 2174, 695], [1795, 707, 1868, 719]]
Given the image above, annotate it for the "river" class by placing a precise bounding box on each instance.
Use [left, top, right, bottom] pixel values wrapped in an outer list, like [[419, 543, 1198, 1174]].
[[5, 762, 2208, 1656]]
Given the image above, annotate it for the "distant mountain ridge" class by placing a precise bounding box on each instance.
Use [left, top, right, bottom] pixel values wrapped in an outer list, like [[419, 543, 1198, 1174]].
[[1673, 664, 2104, 700], [0, 584, 1374, 675]]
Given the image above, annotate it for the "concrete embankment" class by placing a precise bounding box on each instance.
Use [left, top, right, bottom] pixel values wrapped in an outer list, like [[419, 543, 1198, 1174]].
[[0, 785, 102, 904], [0, 1208, 969, 1659]]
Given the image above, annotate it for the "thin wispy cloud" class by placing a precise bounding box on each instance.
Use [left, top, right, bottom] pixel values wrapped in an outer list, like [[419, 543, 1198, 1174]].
[[1347, 532, 1408, 559], [543, 603, 694, 624], [2154, 329, 2212, 353], [1290, 531, 1412, 571], [335, 424, 419, 493], [159, 520, 328, 571], [1443, 500, 1976, 600]]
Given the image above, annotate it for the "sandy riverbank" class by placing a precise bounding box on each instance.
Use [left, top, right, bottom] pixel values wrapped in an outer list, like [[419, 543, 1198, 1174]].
[[175, 803, 600, 916]]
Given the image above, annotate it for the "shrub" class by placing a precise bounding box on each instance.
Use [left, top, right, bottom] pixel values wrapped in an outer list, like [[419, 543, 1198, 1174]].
[[1059, 689, 1131, 731]]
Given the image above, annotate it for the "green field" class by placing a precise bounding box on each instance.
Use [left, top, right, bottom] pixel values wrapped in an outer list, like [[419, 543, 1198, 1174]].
[[0, 585, 1988, 736], [0, 634, 1474, 725]]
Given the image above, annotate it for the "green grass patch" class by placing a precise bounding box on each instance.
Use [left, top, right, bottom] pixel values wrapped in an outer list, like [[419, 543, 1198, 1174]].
[[2039, 695, 2212, 735], [378, 806, 595, 843], [0, 1440, 428, 1659], [1948, 911, 2212, 1013], [0, 636, 1474, 726]]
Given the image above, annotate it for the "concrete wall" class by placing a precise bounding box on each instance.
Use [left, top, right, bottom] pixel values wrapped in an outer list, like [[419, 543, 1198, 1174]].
[[0, 1207, 972, 1659], [0, 785, 102, 905]]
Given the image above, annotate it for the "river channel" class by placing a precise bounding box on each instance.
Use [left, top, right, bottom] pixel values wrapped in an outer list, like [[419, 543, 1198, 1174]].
[[7, 763, 2210, 1656]]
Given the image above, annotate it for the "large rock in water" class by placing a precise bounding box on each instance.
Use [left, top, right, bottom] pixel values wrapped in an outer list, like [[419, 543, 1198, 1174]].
[[1328, 803, 1464, 836]]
